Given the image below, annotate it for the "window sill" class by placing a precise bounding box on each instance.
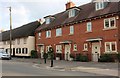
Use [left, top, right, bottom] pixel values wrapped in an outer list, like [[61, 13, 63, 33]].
[[103, 27, 117, 31], [104, 51, 118, 54], [69, 34, 74, 36], [85, 31, 92, 33], [56, 35, 62, 37], [73, 50, 77, 52], [46, 37, 51, 39], [82, 50, 88, 51]]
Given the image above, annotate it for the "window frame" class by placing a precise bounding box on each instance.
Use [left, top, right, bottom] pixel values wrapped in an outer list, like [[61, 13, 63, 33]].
[[95, 2, 104, 10], [56, 45, 62, 53], [69, 9, 75, 18], [45, 18, 50, 24], [104, 17, 116, 29], [83, 43, 88, 51], [73, 44, 77, 51], [70, 26, 74, 35], [46, 30, 51, 38], [56, 28, 62, 37], [38, 32, 41, 39], [105, 42, 117, 52], [87, 22, 92, 32]]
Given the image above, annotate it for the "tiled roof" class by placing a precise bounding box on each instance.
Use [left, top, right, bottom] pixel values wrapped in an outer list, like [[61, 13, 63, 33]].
[[36, 2, 120, 32], [1, 21, 40, 41]]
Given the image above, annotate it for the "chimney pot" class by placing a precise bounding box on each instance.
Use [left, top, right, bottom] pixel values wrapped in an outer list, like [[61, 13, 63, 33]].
[[66, 1, 75, 10]]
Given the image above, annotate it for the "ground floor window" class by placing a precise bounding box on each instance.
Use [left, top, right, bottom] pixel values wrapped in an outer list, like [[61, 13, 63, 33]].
[[73, 44, 77, 51], [56, 45, 62, 53], [105, 42, 117, 52], [46, 45, 51, 53], [16, 48, 21, 54], [83, 43, 88, 51]]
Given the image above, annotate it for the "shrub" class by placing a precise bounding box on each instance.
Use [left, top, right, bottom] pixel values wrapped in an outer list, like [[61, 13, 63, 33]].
[[70, 54, 75, 58], [31, 50, 38, 58], [75, 54, 88, 62], [99, 54, 114, 62]]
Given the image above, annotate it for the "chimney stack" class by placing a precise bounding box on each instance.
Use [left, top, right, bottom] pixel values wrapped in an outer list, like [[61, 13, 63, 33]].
[[65, 1, 75, 10]]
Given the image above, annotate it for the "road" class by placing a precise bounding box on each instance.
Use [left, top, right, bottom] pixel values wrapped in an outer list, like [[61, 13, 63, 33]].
[[2, 60, 104, 76]]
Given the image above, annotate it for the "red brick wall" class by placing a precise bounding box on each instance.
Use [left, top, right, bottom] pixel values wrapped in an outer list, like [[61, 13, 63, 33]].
[[35, 15, 119, 60]]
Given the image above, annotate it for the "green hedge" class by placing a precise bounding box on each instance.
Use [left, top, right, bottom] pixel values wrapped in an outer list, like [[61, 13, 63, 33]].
[[75, 54, 88, 62], [98, 54, 114, 62], [31, 50, 38, 58]]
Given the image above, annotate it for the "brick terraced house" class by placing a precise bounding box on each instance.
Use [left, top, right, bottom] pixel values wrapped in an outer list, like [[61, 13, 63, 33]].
[[35, 1, 120, 62]]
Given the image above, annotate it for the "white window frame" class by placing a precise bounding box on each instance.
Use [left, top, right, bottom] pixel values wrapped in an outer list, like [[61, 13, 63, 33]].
[[87, 22, 92, 32], [70, 26, 74, 35], [56, 28, 62, 36], [73, 44, 77, 51], [105, 42, 117, 52], [38, 32, 41, 39], [104, 17, 116, 29], [69, 9, 75, 18], [46, 45, 51, 53], [46, 30, 51, 38], [56, 45, 62, 53], [83, 43, 88, 51], [45, 18, 50, 24], [95, 2, 104, 10]]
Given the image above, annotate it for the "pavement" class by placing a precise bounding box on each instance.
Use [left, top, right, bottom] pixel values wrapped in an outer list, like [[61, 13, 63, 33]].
[[10, 57, 120, 76]]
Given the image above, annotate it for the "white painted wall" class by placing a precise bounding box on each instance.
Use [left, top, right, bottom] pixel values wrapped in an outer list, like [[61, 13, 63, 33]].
[[0, 36, 35, 57]]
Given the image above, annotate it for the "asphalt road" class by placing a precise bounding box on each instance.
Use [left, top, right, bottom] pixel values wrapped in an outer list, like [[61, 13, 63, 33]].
[[2, 60, 104, 76]]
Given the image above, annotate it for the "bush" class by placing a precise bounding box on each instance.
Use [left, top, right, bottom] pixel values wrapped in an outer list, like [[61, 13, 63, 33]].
[[56, 53, 62, 60], [75, 54, 88, 62], [31, 50, 38, 58], [99, 54, 114, 62], [70, 54, 75, 58]]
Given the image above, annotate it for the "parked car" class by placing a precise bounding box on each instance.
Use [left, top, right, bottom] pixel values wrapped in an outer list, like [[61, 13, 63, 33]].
[[0, 51, 11, 60]]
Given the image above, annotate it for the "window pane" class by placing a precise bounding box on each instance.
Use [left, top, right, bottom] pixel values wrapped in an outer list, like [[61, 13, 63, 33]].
[[56, 28, 62, 36], [70, 26, 74, 34], [105, 19, 109, 28], [110, 18, 115, 27], [87, 22, 92, 31], [111, 43, 116, 51], [106, 43, 110, 52]]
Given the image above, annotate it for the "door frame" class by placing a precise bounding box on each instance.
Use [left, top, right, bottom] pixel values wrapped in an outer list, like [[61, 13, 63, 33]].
[[92, 43, 101, 62], [64, 44, 71, 61]]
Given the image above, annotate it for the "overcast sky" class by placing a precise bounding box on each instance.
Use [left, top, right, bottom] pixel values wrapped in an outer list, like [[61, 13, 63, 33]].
[[0, 0, 91, 31]]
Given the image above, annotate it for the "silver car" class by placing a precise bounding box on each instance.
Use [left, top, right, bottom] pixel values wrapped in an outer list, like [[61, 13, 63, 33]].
[[0, 51, 11, 60]]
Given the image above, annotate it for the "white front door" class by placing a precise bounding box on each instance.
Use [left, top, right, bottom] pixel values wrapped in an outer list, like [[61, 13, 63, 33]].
[[65, 45, 71, 61], [92, 43, 100, 62], [40, 46, 44, 58]]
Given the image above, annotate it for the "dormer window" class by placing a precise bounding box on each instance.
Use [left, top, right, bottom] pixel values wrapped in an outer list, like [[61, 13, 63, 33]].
[[69, 9, 75, 18], [95, 2, 104, 10], [45, 17, 50, 24]]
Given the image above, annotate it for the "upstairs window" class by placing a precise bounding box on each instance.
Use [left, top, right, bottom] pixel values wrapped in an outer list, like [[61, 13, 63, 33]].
[[45, 18, 50, 24], [23, 38, 27, 44], [69, 9, 75, 18], [46, 30, 51, 38], [87, 22, 92, 32], [38, 32, 41, 39], [104, 17, 116, 29], [95, 2, 104, 10], [56, 28, 62, 36], [70, 26, 74, 35]]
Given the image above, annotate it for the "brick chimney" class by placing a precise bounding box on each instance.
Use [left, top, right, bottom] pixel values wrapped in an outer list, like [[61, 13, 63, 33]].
[[65, 1, 75, 10], [37, 19, 44, 24]]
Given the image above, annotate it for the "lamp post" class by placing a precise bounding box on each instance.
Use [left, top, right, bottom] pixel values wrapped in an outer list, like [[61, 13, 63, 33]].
[[8, 6, 12, 59]]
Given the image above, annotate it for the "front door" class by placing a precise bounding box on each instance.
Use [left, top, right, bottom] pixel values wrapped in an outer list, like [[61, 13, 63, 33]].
[[40, 46, 44, 58], [92, 43, 100, 62], [65, 45, 70, 61]]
